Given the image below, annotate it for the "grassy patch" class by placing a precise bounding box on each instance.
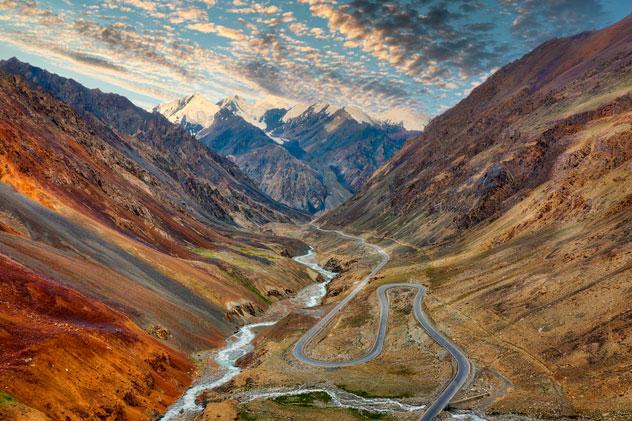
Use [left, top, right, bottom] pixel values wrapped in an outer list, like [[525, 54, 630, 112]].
[[0, 392, 15, 405], [239, 247, 276, 260], [349, 408, 387, 419], [189, 245, 271, 304], [221, 268, 271, 305], [188, 246, 221, 259], [272, 391, 332, 407], [336, 384, 412, 399], [424, 265, 453, 287], [237, 406, 257, 421], [337, 384, 373, 398]]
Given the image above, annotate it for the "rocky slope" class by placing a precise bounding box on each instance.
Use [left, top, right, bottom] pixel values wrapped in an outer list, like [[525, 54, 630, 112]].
[[0, 57, 305, 228], [318, 14, 632, 418], [160, 95, 417, 213], [272, 103, 413, 193], [0, 254, 194, 420], [198, 108, 328, 212], [321, 15, 632, 243], [0, 66, 314, 418]]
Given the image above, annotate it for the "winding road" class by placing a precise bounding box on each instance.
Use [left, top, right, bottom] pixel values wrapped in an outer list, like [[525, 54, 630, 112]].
[[292, 225, 471, 420]]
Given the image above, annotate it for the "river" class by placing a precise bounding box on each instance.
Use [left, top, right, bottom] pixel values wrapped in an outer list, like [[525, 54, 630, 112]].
[[161, 247, 488, 421], [160, 248, 336, 420]]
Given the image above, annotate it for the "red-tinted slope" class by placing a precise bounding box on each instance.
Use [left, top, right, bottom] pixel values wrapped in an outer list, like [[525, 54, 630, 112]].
[[0, 254, 194, 420]]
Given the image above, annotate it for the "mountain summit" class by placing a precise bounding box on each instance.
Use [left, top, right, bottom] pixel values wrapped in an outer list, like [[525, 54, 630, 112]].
[[157, 94, 418, 213], [155, 93, 219, 133]]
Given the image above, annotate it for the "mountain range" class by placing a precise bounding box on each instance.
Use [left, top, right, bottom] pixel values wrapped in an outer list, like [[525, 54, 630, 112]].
[[156, 93, 418, 213], [0, 58, 316, 419], [0, 11, 630, 421]]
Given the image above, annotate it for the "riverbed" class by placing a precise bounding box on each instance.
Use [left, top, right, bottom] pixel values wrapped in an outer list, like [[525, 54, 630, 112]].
[[160, 248, 336, 420]]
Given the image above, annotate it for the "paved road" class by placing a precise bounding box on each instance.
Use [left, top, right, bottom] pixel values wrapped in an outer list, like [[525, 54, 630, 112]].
[[292, 225, 471, 420]]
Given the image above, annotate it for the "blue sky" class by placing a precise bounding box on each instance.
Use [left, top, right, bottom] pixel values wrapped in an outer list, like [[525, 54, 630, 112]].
[[0, 0, 630, 129]]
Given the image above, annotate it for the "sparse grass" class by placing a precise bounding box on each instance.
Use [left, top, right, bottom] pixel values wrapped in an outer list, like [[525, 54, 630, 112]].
[[336, 384, 373, 398], [0, 392, 15, 405], [336, 384, 413, 399], [239, 247, 277, 260], [348, 408, 387, 419], [272, 391, 332, 406], [188, 246, 221, 259], [424, 265, 453, 287], [221, 268, 271, 304], [237, 406, 258, 421], [188, 246, 273, 304]]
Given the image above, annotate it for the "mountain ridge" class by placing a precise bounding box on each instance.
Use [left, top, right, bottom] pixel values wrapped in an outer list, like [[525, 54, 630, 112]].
[[157, 92, 418, 213], [0, 57, 307, 227]]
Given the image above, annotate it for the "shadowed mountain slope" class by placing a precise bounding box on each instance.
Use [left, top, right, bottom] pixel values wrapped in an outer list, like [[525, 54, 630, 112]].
[[162, 94, 417, 213], [321, 14, 632, 244], [0, 57, 306, 227], [198, 108, 329, 212]]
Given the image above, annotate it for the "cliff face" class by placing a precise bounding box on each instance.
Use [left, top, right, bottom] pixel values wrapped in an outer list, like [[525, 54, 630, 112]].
[[198, 109, 330, 213]]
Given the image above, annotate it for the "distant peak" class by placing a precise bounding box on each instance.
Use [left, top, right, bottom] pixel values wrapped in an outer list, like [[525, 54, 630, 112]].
[[217, 95, 249, 109]]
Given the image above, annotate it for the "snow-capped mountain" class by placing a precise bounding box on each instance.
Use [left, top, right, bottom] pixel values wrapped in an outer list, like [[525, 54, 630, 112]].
[[281, 103, 377, 126], [216, 95, 268, 130], [154, 93, 219, 133], [377, 108, 427, 131], [157, 94, 419, 213]]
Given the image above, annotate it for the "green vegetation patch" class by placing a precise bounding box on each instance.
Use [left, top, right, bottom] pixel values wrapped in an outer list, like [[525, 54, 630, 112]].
[[220, 267, 271, 305], [272, 391, 332, 407], [349, 408, 388, 419], [424, 265, 454, 287], [336, 384, 413, 399], [239, 247, 277, 260], [0, 392, 15, 405], [188, 246, 222, 259]]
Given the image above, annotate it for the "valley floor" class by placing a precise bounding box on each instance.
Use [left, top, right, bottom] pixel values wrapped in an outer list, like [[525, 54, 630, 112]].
[[186, 222, 632, 421]]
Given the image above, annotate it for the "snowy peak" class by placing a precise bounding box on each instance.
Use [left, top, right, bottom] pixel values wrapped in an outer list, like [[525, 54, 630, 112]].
[[156, 93, 422, 133], [154, 93, 218, 131], [376, 108, 427, 131], [282, 102, 339, 122], [216, 95, 269, 129], [339, 105, 377, 125], [216, 95, 249, 112], [282, 102, 382, 126]]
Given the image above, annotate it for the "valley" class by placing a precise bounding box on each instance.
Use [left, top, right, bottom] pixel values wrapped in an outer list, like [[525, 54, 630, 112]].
[[0, 5, 630, 421]]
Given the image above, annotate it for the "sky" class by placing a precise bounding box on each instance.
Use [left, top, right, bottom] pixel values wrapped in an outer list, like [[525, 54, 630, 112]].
[[0, 0, 630, 130]]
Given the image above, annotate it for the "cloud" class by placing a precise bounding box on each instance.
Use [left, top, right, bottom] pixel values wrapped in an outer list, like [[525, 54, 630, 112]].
[[170, 7, 207, 24], [187, 21, 247, 40], [73, 19, 192, 78], [305, 0, 503, 88], [228, 2, 280, 15], [0, 0, 617, 122], [120, 0, 156, 12], [187, 22, 215, 33], [501, 0, 605, 46], [64, 51, 128, 72]]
